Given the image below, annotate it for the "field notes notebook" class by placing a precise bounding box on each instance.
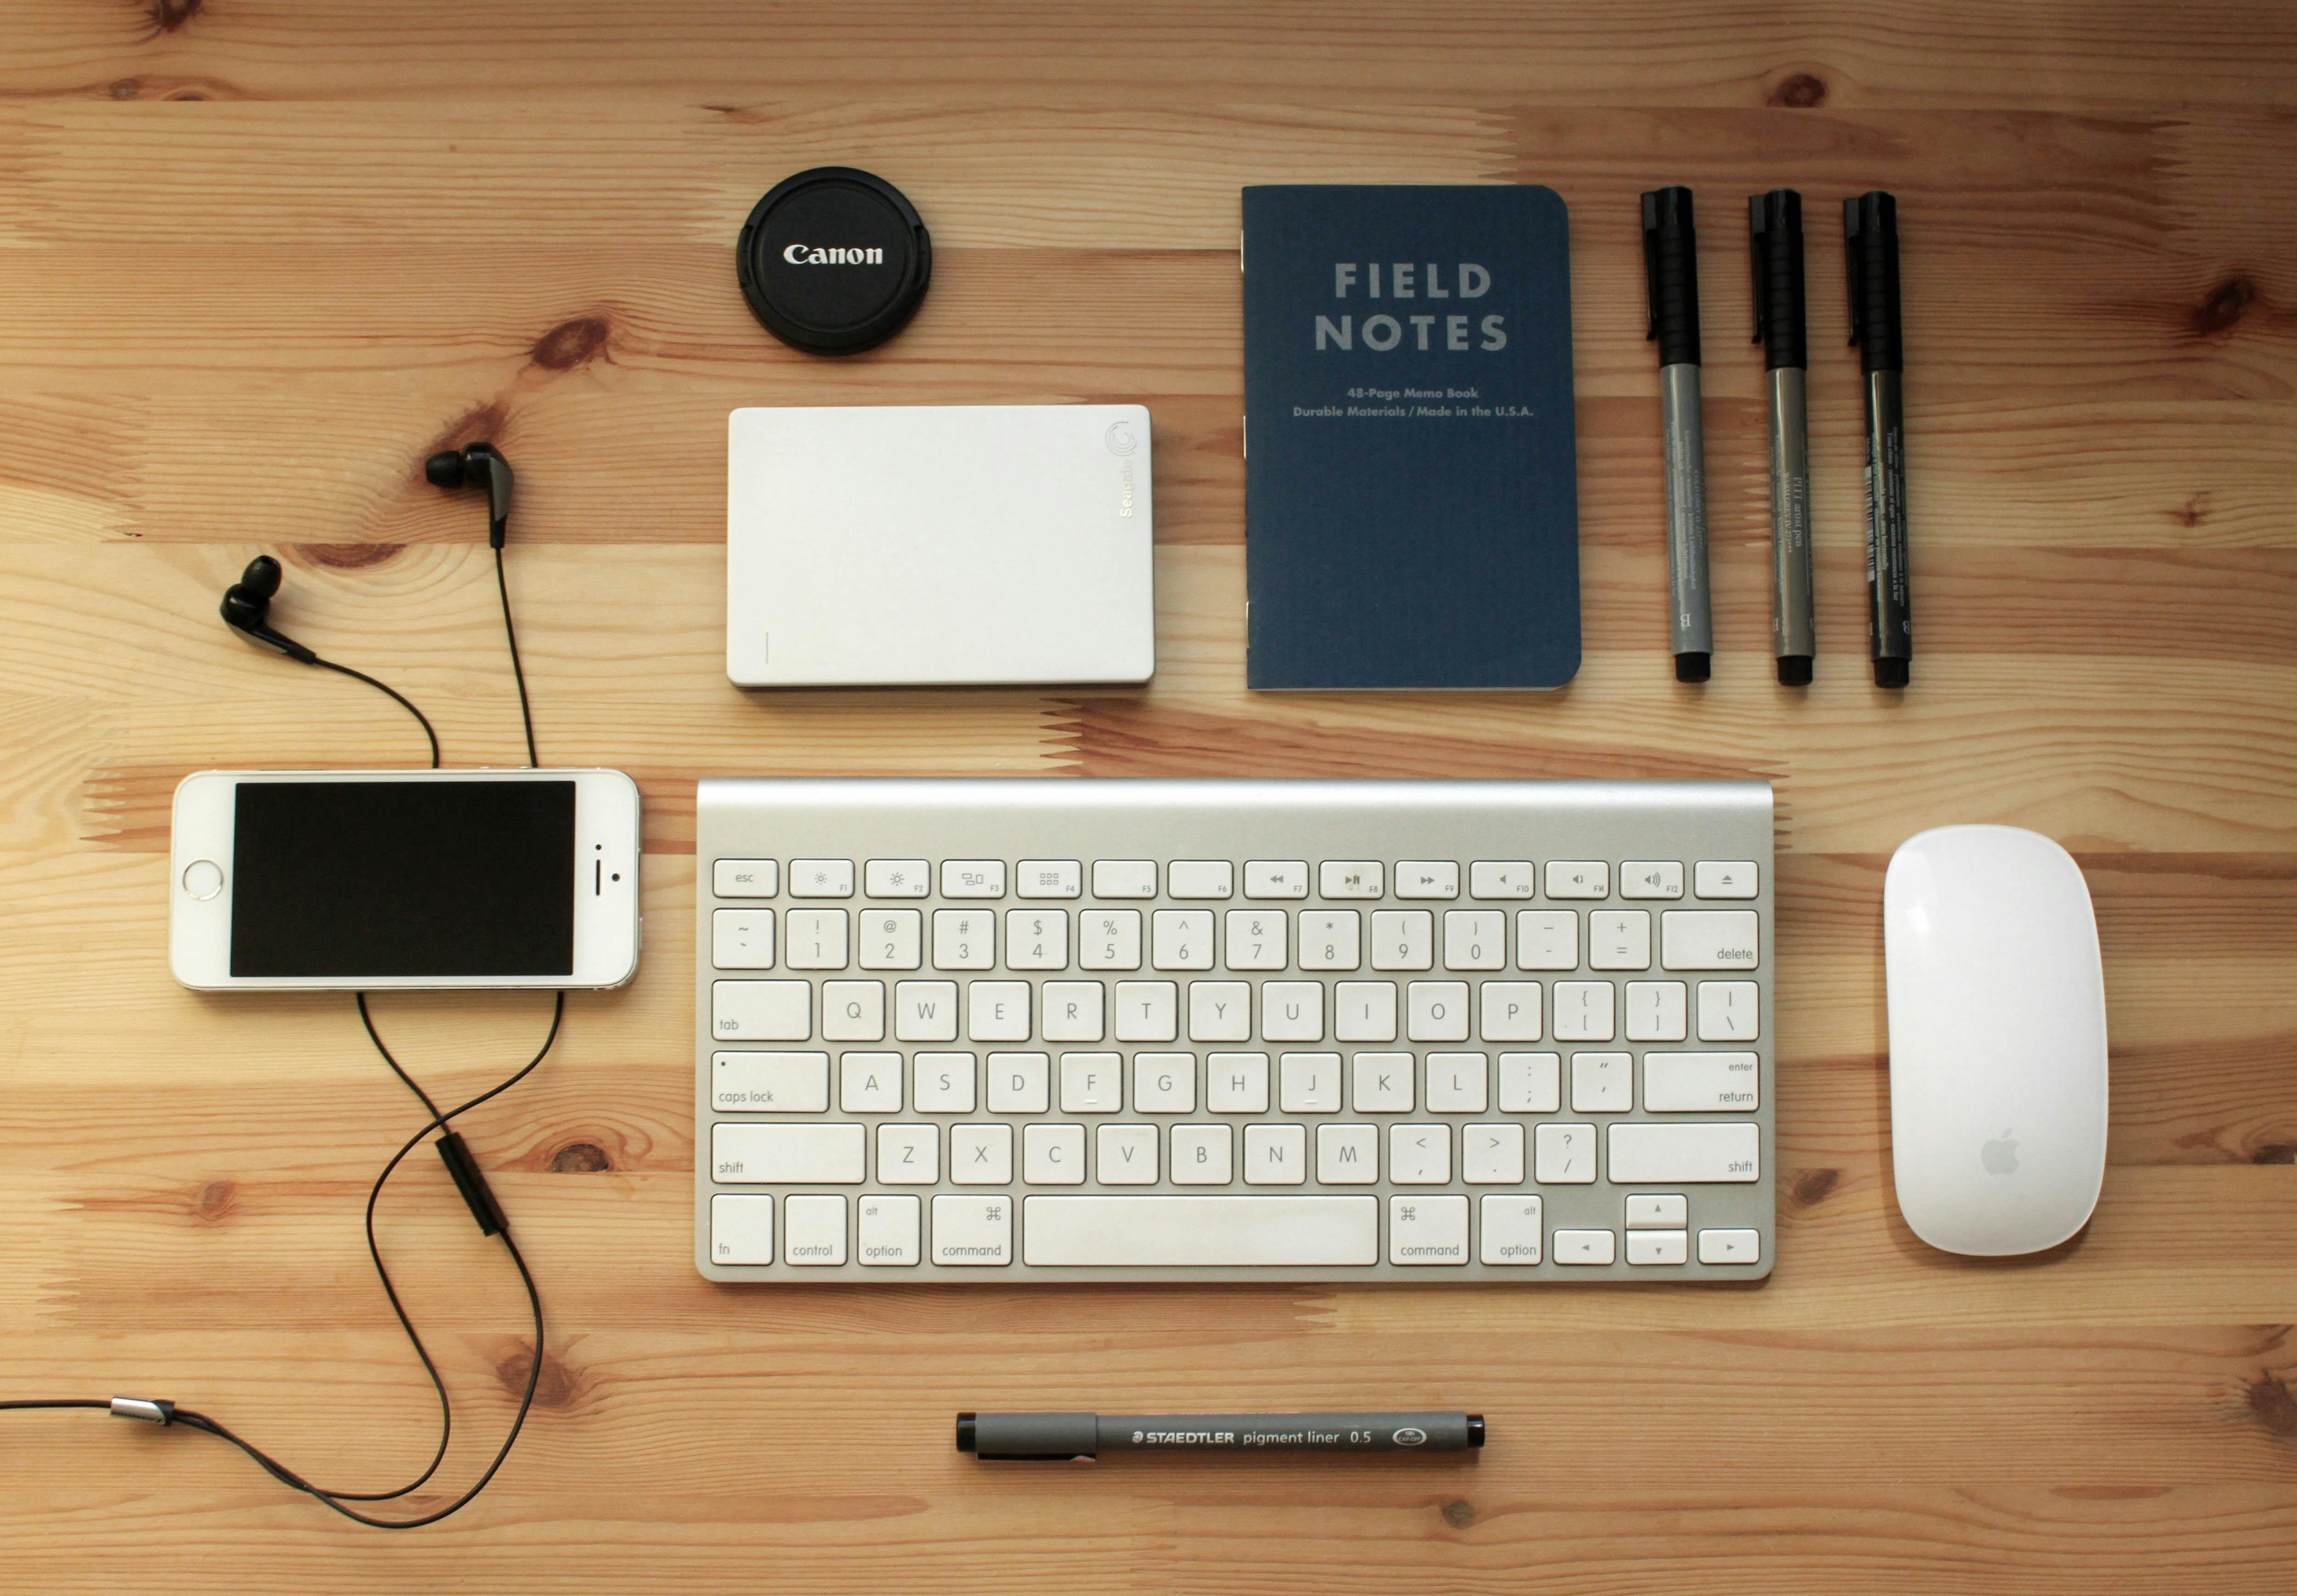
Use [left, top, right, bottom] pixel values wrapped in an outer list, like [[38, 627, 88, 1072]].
[[1242, 185, 1580, 688]]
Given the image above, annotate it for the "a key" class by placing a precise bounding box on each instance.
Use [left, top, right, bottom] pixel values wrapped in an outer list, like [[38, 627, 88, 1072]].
[[1621, 860, 1685, 900], [713, 1051, 830, 1113], [1478, 1194, 1544, 1263], [940, 860, 1007, 899], [911, 1052, 976, 1113], [1443, 910, 1505, 971], [1243, 1123, 1307, 1184], [1498, 1052, 1562, 1113], [1041, 980, 1105, 1042], [967, 981, 1031, 1042], [710, 1194, 774, 1265], [713, 859, 778, 899], [1387, 1124, 1450, 1183], [1112, 980, 1178, 1042], [1167, 860, 1234, 900], [1244, 860, 1309, 900], [1005, 908, 1069, 970], [1697, 980, 1760, 1041], [1388, 1194, 1468, 1263], [789, 859, 854, 898], [1587, 910, 1652, 971], [1318, 861, 1383, 899], [1570, 1051, 1633, 1113], [930, 1195, 1013, 1264], [1132, 1053, 1196, 1112], [1478, 980, 1542, 1041], [1553, 1229, 1617, 1265], [1370, 910, 1434, 971], [1092, 860, 1157, 899], [840, 1052, 902, 1113], [1545, 861, 1610, 900], [1333, 980, 1397, 1041], [893, 980, 958, 1042], [783, 908, 849, 970], [1625, 980, 1688, 1041], [1697, 1228, 1763, 1264], [1279, 1052, 1341, 1113], [1533, 1122, 1596, 1183], [821, 980, 885, 1041], [1394, 861, 1460, 900], [1022, 1196, 1377, 1267], [1315, 1123, 1379, 1183], [711, 1122, 864, 1184], [1171, 1125, 1233, 1184], [1022, 1124, 1086, 1185], [1551, 980, 1615, 1042], [1224, 909, 1288, 971], [950, 1124, 1013, 1185], [863, 859, 929, 898], [713, 979, 810, 1041], [1151, 909, 1215, 971], [858, 909, 922, 970], [1015, 860, 1082, 899], [1059, 1053, 1122, 1113], [1079, 909, 1143, 970], [1187, 980, 1251, 1041], [985, 1052, 1051, 1114], [1606, 1122, 1760, 1183], [933, 909, 995, 971], [1626, 1195, 1689, 1228], [1097, 1123, 1158, 1184], [1298, 911, 1362, 971], [1694, 861, 1759, 900], [783, 1194, 847, 1265], [712, 908, 775, 970], [1515, 910, 1578, 971], [1206, 1052, 1270, 1113], [876, 1123, 939, 1184], [1405, 980, 1470, 1041], [1462, 1122, 1524, 1183], [1351, 1053, 1413, 1112], [857, 1195, 921, 1266], [1424, 1052, 1488, 1112], [1468, 860, 1535, 900], [1661, 910, 1760, 970], [1261, 979, 1324, 1042], [1643, 1052, 1760, 1112], [1627, 1230, 1689, 1265]]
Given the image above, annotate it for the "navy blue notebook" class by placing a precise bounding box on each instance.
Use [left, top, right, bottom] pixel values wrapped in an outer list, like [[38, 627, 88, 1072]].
[[1243, 185, 1579, 688]]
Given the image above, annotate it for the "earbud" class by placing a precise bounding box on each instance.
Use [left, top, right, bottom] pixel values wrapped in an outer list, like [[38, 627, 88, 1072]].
[[424, 442, 514, 549], [219, 555, 317, 664]]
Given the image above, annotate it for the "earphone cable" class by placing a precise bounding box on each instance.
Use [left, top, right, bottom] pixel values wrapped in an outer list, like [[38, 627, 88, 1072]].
[[494, 545, 538, 768], [310, 656, 441, 769]]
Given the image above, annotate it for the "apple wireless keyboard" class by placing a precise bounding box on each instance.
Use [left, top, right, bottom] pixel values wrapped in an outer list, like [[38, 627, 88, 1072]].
[[695, 778, 1774, 1281]]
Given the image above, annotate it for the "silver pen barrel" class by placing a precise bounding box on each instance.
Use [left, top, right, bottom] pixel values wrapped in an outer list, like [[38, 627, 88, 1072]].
[[1660, 362, 1712, 674], [1767, 366, 1815, 674]]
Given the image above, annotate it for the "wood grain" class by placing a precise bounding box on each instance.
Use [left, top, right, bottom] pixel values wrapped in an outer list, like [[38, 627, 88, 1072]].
[[0, 3, 2293, 1591]]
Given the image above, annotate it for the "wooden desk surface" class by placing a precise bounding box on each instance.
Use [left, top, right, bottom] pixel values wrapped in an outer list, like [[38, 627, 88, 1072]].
[[2, 4, 2293, 1590]]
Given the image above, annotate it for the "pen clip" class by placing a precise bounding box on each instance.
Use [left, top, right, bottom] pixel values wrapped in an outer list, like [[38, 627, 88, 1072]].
[[1748, 194, 1768, 345], [1641, 190, 1662, 343], [1844, 196, 1866, 347]]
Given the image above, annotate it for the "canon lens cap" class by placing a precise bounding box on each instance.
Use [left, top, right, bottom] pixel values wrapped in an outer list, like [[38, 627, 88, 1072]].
[[736, 167, 931, 355]]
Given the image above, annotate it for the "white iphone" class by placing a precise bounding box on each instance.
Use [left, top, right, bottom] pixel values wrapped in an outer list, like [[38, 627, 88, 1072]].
[[170, 769, 643, 990]]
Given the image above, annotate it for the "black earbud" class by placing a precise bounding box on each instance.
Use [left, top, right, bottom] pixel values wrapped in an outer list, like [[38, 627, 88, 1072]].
[[424, 442, 514, 548], [219, 555, 317, 664]]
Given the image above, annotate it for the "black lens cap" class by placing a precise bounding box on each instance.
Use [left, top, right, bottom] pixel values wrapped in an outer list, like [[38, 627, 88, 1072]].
[[736, 167, 931, 355]]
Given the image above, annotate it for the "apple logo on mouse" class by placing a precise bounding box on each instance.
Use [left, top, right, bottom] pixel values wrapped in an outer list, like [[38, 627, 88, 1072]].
[[1981, 1128, 2019, 1176]]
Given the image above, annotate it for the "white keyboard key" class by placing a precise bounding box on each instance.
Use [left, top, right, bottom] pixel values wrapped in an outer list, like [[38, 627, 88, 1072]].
[[857, 909, 922, 970], [1587, 911, 1652, 971], [1478, 980, 1543, 1041], [1498, 1052, 1562, 1113], [821, 980, 885, 1041], [1554, 1228, 1616, 1265], [1697, 980, 1760, 1041], [1132, 1053, 1196, 1113], [1479, 1194, 1544, 1263], [713, 979, 810, 1041], [1223, 909, 1288, 971], [1079, 909, 1143, 970], [1023, 1196, 1377, 1267], [1351, 1053, 1414, 1112], [941, 860, 1007, 899], [783, 1194, 847, 1265], [1187, 980, 1251, 1041], [857, 1194, 920, 1266], [1279, 1053, 1341, 1113], [1469, 860, 1536, 900], [1607, 1121, 1760, 1183], [1515, 910, 1578, 970], [783, 908, 850, 970], [950, 1124, 1013, 1185], [1005, 908, 1069, 971], [712, 1122, 864, 1184], [1370, 910, 1434, 971], [876, 1123, 939, 1185], [1333, 980, 1397, 1042], [713, 1051, 830, 1113], [1319, 860, 1384, 899], [1172, 1124, 1234, 1184], [1695, 860, 1759, 900], [986, 1052, 1050, 1114], [1462, 1122, 1525, 1183], [710, 1194, 774, 1264], [1151, 909, 1215, 970], [1625, 980, 1688, 1041], [1388, 1124, 1451, 1184], [864, 858, 929, 898], [1023, 1124, 1086, 1184], [1244, 1122, 1307, 1184], [1092, 860, 1157, 899], [1643, 1053, 1760, 1112], [1424, 1051, 1488, 1112], [1113, 980, 1178, 1042], [1097, 1123, 1159, 1184], [1405, 980, 1471, 1042], [1297, 910, 1362, 970], [790, 859, 854, 898], [1626, 1229, 1689, 1265], [967, 981, 1031, 1042], [1167, 860, 1234, 900], [1661, 911, 1760, 971], [840, 1052, 903, 1113], [931, 1194, 1013, 1264], [1041, 980, 1105, 1042], [933, 909, 996, 970], [1621, 860, 1685, 900], [1316, 1123, 1379, 1183], [1443, 910, 1505, 971], [1698, 1227, 1763, 1264], [1551, 980, 1615, 1041], [713, 858, 778, 899], [1016, 860, 1082, 899], [1261, 979, 1324, 1041], [1533, 1122, 1597, 1183], [1059, 1053, 1122, 1113], [1571, 1051, 1633, 1113], [1389, 1193, 1468, 1263], [1206, 1052, 1270, 1113], [1395, 861, 1460, 900], [911, 1052, 976, 1113], [893, 980, 958, 1041], [1626, 1194, 1688, 1228], [712, 909, 775, 970], [1545, 860, 1609, 900], [1245, 860, 1309, 899]]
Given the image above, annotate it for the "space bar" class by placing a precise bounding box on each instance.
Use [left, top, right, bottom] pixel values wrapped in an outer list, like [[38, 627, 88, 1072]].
[[1023, 1196, 1379, 1267]]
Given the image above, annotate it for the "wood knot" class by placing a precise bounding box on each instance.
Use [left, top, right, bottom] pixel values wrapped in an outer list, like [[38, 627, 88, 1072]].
[[529, 316, 612, 372], [192, 1178, 238, 1223], [550, 1141, 613, 1173], [164, 88, 210, 102], [424, 402, 509, 464], [494, 1342, 586, 1410], [299, 542, 403, 571], [2167, 493, 2209, 529], [1790, 1166, 1840, 1207], [2251, 1142, 2296, 1165], [109, 78, 141, 100], [147, 0, 203, 34], [1765, 72, 1828, 108], [2189, 275, 2258, 338], [2245, 1372, 2297, 1437], [1441, 1498, 1476, 1528]]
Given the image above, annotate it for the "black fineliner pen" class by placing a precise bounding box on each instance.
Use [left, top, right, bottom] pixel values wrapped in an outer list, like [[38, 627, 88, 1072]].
[[1642, 186, 1711, 683], [957, 1411, 1484, 1460], [1751, 189, 1815, 686], [1846, 191, 1911, 688]]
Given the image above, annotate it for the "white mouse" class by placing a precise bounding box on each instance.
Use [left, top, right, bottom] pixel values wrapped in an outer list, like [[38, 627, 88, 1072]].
[[1883, 825, 2108, 1256]]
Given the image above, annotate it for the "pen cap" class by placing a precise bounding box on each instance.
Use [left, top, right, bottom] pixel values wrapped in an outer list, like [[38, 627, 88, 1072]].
[[1641, 186, 1702, 367], [1749, 189, 1807, 370], [1844, 190, 1902, 374]]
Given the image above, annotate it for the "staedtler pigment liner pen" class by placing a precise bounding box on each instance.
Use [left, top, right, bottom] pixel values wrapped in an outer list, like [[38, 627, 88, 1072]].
[[957, 1411, 1485, 1460], [1846, 190, 1911, 688], [1642, 185, 1712, 684], [1751, 188, 1815, 686]]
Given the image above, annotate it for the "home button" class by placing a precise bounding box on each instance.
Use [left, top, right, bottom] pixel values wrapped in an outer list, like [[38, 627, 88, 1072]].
[[182, 860, 225, 900]]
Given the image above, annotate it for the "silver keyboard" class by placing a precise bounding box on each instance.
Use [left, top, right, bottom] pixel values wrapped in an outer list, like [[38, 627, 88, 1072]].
[[694, 779, 1774, 1282]]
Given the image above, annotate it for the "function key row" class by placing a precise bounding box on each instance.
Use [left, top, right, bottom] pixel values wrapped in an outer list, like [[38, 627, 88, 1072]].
[[714, 857, 1760, 904]]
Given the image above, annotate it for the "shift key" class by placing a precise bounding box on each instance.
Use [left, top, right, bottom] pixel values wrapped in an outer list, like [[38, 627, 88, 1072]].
[[1607, 1122, 1759, 1183]]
